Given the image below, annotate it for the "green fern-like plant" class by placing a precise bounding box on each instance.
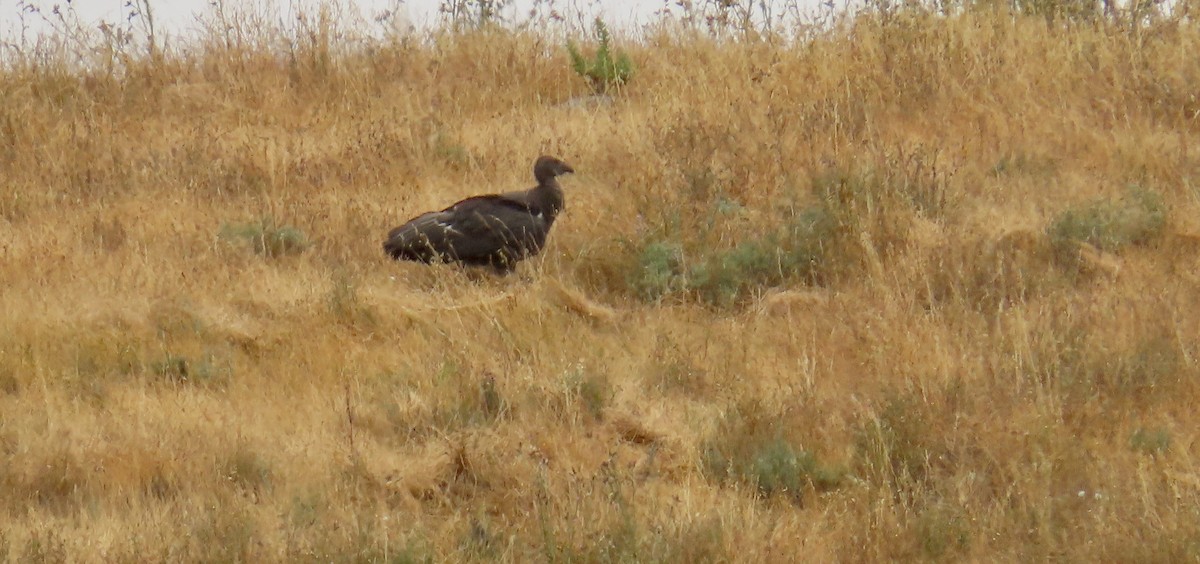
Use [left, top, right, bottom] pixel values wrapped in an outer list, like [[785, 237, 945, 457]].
[[566, 18, 634, 95]]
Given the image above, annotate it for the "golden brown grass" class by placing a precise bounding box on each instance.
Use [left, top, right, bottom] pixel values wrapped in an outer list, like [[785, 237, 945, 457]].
[[2, 4, 1200, 561]]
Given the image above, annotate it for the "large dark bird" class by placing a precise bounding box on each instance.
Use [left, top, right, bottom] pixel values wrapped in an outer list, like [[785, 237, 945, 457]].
[[383, 155, 575, 274]]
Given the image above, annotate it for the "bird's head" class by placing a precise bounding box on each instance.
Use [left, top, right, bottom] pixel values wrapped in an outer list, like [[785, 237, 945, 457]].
[[534, 155, 575, 183]]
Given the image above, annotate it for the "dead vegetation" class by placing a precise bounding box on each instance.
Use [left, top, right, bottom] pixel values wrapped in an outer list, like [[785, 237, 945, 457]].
[[1, 0, 1199, 560]]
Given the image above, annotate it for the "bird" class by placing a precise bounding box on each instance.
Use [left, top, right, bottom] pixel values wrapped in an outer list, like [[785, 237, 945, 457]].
[[383, 155, 576, 274]]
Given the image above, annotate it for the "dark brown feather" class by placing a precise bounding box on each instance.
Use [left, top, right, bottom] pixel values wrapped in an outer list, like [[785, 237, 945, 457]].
[[383, 156, 575, 274]]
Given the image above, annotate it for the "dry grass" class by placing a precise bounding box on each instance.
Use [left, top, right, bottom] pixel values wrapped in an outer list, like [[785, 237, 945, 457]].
[[2, 2, 1200, 561]]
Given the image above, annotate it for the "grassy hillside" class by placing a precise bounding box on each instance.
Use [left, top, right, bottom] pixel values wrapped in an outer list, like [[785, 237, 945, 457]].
[[2, 3, 1200, 561]]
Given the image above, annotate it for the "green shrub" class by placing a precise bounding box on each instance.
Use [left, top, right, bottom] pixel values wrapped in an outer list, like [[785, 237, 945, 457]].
[[690, 206, 834, 306], [1048, 187, 1166, 254], [219, 217, 309, 258], [627, 160, 944, 309], [784, 204, 839, 271], [702, 406, 843, 503], [1130, 427, 1171, 455], [567, 18, 634, 94], [629, 241, 686, 302], [629, 203, 835, 307], [747, 438, 842, 499], [687, 239, 779, 306]]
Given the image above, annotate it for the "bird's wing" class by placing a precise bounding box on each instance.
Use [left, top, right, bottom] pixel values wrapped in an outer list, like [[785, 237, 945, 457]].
[[383, 209, 460, 261], [440, 196, 551, 258], [384, 195, 549, 262], [445, 192, 533, 214]]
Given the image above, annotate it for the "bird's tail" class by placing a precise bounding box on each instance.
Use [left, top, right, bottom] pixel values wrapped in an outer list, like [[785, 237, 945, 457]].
[[383, 212, 447, 262]]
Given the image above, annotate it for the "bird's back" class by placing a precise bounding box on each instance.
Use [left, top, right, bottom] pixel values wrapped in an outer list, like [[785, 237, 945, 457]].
[[383, 155, 572, 273], [383, 194, 551, 271]]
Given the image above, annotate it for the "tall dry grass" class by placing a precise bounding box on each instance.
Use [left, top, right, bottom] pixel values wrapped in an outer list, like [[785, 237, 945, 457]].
[[1, 2, 1200, 561]]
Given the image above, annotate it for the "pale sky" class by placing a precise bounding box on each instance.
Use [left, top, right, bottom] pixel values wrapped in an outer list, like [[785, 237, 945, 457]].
[[1, 0, 1163, 47], [1, 1, 732, 45]]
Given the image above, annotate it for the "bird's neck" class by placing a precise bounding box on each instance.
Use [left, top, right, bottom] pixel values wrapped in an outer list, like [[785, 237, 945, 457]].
[[533, 178, 564, 216]]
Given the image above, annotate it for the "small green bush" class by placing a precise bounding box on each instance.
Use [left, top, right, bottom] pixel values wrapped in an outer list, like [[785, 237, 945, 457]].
[[627, 161, 932, 309], [747, 438, 843, 499], [702, 406, 843, 503], [629, 203, 835, 307], [1048, 187, 1166, 254], [690, 206, 834, 306], [629, 241, 687, 302], [219, 217, 309, 258], [687, 239, 780, 306], [567, 18, 634, 94], [1130, 427, 1171, 455]]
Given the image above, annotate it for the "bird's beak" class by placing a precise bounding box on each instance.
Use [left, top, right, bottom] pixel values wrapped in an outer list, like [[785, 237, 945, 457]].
[[562, 164, 576, 175]]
